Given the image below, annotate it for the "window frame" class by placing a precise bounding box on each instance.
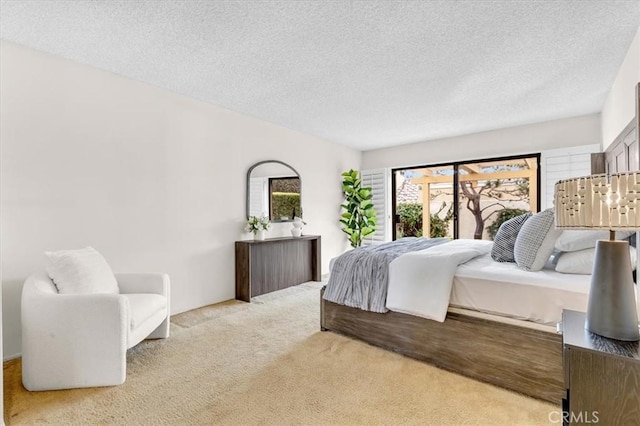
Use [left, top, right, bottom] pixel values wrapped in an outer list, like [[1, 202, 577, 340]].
[[391, 153, 541, 240]]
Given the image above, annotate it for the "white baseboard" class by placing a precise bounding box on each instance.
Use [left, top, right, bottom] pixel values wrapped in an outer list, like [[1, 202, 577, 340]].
[[3, 352, 21, 362]]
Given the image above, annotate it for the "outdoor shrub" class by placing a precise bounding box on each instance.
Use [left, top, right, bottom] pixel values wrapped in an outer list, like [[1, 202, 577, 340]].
[[397, 202, 451, 238], [430, 213, 450, 238], [397, 203, 423, 237]]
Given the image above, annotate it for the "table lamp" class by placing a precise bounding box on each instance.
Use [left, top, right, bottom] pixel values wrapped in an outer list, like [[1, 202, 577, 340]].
[[555, 171, 640, 341]]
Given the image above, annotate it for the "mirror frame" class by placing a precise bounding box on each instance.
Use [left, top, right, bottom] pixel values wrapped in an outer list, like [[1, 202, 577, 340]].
[[246, 160, 301, 222]]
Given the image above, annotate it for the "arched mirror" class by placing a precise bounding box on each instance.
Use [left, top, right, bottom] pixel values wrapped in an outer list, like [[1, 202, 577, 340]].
[[246, 160, 301, 222]]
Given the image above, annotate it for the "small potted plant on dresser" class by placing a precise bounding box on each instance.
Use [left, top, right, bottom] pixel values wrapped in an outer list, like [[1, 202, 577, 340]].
[[246, 215, 270, 240]]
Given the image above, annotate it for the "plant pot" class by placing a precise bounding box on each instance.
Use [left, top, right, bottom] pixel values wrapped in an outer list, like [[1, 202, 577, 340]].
[[254, 229, 266, 241]]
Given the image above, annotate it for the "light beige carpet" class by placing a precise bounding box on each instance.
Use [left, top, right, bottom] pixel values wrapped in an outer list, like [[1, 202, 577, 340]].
[[4, 282, 556, 425]]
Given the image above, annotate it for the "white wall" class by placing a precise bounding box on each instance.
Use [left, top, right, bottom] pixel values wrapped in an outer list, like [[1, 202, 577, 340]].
[[362, 114, 601, 170], [601, 27, 640, 150], [1, 273, 3, 424], [0, 41, 360, 359]]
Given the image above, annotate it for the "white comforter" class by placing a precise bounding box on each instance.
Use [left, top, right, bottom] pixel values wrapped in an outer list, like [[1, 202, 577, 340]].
[[386, 239, 492, 322]]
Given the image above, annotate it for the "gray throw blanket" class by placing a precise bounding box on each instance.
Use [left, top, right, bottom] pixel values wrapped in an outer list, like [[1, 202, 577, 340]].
[[323, 237, 449, 313]]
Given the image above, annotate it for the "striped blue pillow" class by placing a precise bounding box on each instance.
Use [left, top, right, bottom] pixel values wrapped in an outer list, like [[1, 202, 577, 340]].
[[491, 213, 532, 262]]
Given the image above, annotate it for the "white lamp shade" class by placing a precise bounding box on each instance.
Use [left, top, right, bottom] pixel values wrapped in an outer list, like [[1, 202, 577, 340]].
[[554, 171, 640, 230]]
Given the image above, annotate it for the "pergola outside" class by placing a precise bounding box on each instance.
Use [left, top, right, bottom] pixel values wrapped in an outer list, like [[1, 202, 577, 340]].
[[409, 158, 537, 238]]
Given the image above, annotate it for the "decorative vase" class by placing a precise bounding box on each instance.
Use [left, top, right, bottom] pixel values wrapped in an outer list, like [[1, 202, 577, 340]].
[[291, 217, 303, 237], [254, 229, 266, 241]]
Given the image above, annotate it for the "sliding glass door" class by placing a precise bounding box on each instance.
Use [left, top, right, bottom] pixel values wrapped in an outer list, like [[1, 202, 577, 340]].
[[394, 165, 455, 238], [392, 154, 539, 240]]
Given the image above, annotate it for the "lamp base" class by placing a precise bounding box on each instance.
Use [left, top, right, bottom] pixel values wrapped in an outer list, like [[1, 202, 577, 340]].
[[585, 240, 640, 341]]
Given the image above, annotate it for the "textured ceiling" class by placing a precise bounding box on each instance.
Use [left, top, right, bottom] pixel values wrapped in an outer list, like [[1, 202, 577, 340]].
[[1, 1, 639, 150]]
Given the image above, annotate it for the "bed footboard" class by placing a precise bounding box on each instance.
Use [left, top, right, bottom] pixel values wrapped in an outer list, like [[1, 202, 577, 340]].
[[320, 287, 564, 404]]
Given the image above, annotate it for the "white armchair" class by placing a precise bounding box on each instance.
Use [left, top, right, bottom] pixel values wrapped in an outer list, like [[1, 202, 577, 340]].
[[21, 271, 170, 391]]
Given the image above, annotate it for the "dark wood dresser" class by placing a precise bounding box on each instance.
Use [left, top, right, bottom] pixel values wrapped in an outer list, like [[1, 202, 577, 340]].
[[235, 235, 321, 302], [562, 310, 640, 425]]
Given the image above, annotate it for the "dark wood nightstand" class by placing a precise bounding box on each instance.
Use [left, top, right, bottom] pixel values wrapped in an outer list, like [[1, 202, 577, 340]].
[[562, 310, 640, 425]]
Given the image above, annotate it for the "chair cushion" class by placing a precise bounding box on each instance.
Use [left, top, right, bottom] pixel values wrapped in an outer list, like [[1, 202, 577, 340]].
[[122, 294, 167, 329], [45, 247, 119, 295]]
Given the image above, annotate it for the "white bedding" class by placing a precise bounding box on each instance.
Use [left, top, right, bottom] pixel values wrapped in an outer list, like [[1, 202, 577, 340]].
[[451, 252, 591, 325], [330, 239, 639, 327], [386, 239, 492, 322]]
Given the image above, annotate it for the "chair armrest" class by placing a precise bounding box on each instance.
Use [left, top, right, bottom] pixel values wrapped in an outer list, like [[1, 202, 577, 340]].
[[22, 291, 129, 348], [116, 273, 171, 342], [21, 290, 130, 390], [115, 273, 169, 296]]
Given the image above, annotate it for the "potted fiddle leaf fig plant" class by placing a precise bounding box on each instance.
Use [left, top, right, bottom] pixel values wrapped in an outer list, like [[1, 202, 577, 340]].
[[340, 169, 377, 248]]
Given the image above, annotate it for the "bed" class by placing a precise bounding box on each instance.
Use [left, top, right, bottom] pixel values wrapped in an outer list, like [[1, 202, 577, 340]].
[[320, 240, 592, 404], [451, 251, 591, 326], [321, 115, 640, 403]]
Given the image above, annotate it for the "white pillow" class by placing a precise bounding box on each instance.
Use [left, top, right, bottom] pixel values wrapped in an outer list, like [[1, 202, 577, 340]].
[[555, 246, 637, 275], [555, 230, 635, 252], [514, 208, 562, 272], [45, 247, 119, 294]]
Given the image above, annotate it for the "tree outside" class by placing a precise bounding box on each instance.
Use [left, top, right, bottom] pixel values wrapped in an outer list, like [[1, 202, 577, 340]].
[[458, 167, 530, 239], [395, 157, 536, 240]]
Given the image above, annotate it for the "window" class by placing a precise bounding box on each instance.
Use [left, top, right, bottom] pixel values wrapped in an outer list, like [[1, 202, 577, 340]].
[[392, 154, 540, 240]]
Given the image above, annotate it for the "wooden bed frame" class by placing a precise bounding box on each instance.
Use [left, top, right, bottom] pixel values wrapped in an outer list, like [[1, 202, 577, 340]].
[[320, 107, 640, 404], [320, 287, 564, 403]]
